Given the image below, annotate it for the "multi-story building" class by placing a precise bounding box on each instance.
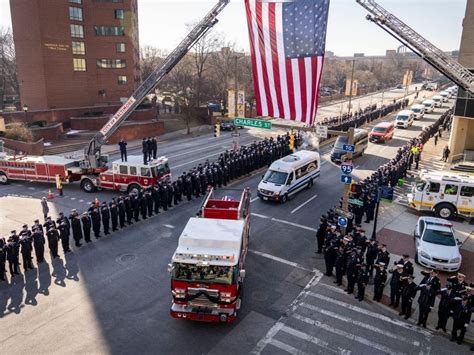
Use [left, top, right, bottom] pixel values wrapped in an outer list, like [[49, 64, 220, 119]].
[[10, 0, 140, 110]]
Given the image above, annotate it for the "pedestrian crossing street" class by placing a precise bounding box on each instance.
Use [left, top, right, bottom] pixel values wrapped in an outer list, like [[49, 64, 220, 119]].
[[252, 277, 433, 355]]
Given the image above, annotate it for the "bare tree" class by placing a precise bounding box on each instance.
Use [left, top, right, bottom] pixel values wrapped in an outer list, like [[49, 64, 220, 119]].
[[0, 27, 20, 108], [140, 45, 166, 82], [208, 43, 238, 111]]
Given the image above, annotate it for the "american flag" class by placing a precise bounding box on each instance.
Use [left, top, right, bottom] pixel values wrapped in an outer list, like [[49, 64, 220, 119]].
[[245, 0, 330, 125]]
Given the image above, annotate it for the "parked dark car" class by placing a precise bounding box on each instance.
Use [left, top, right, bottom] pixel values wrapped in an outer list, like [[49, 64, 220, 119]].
[[220, 121, 235, 131]]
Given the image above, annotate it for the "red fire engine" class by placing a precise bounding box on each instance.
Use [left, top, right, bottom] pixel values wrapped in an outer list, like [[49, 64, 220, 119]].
[[0, 0, 230, 192], [169, 187, 251, 323]]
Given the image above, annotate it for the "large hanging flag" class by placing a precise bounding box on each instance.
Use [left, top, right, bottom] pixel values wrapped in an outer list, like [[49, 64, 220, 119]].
[[245, 0, 330, 125]]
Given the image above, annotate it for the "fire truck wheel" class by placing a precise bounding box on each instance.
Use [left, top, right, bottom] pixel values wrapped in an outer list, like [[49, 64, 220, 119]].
[[306, 179, 313, 189], [81, 178, 96, 193], [0, 172, 8, 185], [435, 203, 455, 220], [127, 184, 141, 194]]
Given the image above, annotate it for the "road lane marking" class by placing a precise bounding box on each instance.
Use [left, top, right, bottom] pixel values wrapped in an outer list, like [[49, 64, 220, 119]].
[[269, 338, 307, 355], [250, 196, 260, 203], [291, 194, 318, 214], [249, 249, 312, 272], [251, 213, 270, 219], [172, 153, 221, 168], [279, 325, 347, 354], [292, 313, 400, 355], [299, 303, 420, 346], [70, 197, 76, 200], [251, 213, 318, 232], [308, 291, 431, 336], [163, 224, 175, 229]]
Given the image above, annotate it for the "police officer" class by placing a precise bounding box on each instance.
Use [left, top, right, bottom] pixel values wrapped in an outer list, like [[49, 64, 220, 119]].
[[110, 199, 119, 231], [81, 211, 92, 243], [140, 191, 148, 220], [451, 297, 472, 344], [46, 226, 60, 258], [145, 189, 154, 217], [124, 195, 134, 225], [389, 264, 404, 308], [91, 206, 102, 239], [436, 284, 455, 332], [58, 220, 71, 253], [70, 210, 83, 247], [5, 234, 20, 276], [373, 262, 387, 302], [0, 237, 6, 280], [118, 197, 126, 228], [152, 186, 161, 214], [32, 227, 45, 263], [172, 181, 180, 206], [32, 219, 44, 235], [101, 202, 111, 235], [417, 282, 436, 327], [395, 254, 414, 276], [346, 248, 361, 295], [316, 216, 328, 254], [43, 216, 56, 232], [185, 174, 193, 201], [161, 183, 169, 211], [366, 238, 378, 277], [399, 275, 417, 319]]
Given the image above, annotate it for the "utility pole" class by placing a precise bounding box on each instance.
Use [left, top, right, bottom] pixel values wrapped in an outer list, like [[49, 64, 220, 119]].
[[341, 127, 355, 235], [347, 59, 356, 115]]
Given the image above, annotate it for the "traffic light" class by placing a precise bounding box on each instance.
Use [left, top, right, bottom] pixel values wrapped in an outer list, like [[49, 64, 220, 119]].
[[289, 133, 295, 151], [214, 123, 220, 137], [350, 183, 362, 195]]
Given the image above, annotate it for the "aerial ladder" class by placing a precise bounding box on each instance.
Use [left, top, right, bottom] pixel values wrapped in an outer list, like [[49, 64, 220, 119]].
[[356, 0, 474, 96], [83, 0, 230, 169]]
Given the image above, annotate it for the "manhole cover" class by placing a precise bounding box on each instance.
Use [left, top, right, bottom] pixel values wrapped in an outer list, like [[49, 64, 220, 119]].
[[116, 253, 137, 265]]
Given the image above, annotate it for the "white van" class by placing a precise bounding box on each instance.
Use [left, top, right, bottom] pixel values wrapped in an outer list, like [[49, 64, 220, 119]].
[[439, 91, 450, 101], [257, 150, 320, 203], [410, 104, 425, 120], [432, 95, 443, 107], [422, 99, 435, 113], [395, 110, 415, 129]]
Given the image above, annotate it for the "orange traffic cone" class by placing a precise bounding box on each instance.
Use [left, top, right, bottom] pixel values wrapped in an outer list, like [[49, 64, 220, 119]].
[[47, 189, 54, 199]]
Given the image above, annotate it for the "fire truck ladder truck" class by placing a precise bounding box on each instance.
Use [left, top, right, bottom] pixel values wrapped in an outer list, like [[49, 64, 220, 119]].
[[356, 0, 474, 96], [83, 0, 230, 169]]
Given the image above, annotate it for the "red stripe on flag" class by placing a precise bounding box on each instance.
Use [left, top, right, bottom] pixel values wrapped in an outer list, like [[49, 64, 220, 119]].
[[285, 59, 296, 120], [310, 56, 318, 125], [298, 58, 307, 124], [256, 1, 274, 117], [268, 3, 284, 119], [245, 0, 262, 116]]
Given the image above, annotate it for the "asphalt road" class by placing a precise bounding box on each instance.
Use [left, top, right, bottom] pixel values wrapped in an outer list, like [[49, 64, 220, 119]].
[[1, 97, 469, 354]]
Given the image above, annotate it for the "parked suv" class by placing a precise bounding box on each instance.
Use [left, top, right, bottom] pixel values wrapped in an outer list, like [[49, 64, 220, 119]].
[[369, 122, 394, 143]]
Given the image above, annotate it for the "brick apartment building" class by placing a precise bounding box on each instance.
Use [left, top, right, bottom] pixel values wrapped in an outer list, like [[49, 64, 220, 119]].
[[10, 0, 140, 110]]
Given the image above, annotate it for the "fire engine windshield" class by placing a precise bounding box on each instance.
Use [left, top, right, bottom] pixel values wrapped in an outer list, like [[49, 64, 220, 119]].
[[172, 263, 235, 285], [151, 162, 170, 177]]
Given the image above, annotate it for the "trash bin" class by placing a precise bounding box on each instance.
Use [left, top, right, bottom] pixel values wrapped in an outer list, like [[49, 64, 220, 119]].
[[398, 178, 405, 187]]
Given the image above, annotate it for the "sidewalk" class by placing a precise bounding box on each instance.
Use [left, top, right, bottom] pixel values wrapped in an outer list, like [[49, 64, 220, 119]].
[[350, 130, 474, 343]]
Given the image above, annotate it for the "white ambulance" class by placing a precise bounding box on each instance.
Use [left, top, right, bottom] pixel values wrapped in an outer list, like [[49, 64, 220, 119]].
[[407, 173, 474, 220]]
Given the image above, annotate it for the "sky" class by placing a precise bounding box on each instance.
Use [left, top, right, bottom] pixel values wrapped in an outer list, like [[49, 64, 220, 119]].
[[0, 0, 467, 56]]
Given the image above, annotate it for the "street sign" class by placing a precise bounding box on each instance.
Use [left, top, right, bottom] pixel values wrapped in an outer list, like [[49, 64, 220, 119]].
[[335, 207, 353, 219], [342, 144, 355, 152], [380, 186, 394, 202], [337, 217, 348, 227], [340, 163, 353, 175], [349, 198, 364, 206], [234, 117, 272, 130], [316, 125, 328, 139], [340, 175, 352, 184], [231, 133, 241, 137]]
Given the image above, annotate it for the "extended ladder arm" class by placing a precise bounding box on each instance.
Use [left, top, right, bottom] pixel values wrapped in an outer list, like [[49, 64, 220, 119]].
[[356, 0, 474, 96], [84, 0, 230, 169]]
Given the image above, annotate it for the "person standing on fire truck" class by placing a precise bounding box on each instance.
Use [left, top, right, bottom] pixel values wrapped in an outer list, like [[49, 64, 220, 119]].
[[142, 138, 148, 165], [118, 139, 128, 162]]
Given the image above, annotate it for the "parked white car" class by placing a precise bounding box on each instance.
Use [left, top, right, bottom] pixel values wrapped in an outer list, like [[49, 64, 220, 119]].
[[410, 104, 425, 120], [414, 217, 462, 272]]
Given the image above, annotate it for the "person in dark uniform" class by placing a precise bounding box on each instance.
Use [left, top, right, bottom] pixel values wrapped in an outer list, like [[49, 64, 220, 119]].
[[32, 227, 45, 263], [81, 212, 92, 243], [451, 297, 472, 344], [417, 282, 436, 327], [109, 200, 119, 231], [43, 216, 56, 232], [200, 171, 207, 195], [20, 231, 34, 271], [436, 284, 455, 332], [346, 248, 361, 295], [399, 275, 417, 319], [316, 216, 328, 254], [152, 186, 160, 214], [172, 181, 180, 206], [356, 264, 369, 301], [118, 197, 126, 228], [162, 184, 169, 211], [167, 182, 173, 208], [185, 174, 193, 201], [0, 237, 6, 280], [334, 245, 347, 286], [46, 227, 60, 258], [125, 195, 134, 224], [91, 206, 102, 239], [101, 202, 111, 235], [420, 269, 441, 292], [58, 220, 71, 253], [119, 139, 128, 162], [176, 177, 183, 203], [142, 138, 148, 165], [5, 235, 20, 277], [145, 190, 154, 217], [395, 254, 414, 276], [373, 262, 387, 302], [32, 219, 44, 235], [146, 137, 153, 161], [151, 137, 158, 160], [389, 264, 404, 308], [366, 238, 378, 277], [323, 226, 337, 276], [69, 210, 83, 247]]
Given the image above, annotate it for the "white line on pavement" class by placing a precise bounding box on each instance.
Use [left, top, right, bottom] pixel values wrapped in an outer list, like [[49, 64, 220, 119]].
[[291, 194, 318, 214], [70, 197, 76, 200], [249, 249, 312, 272], [279, 325, 347, 355], [292, 313, 399, 355], [163, 224, 175, 229], [355, 165, 360, 169], [172, 153, 221, 169], [79, 199, 84, 203], [270, 217, 318, 232], [251, 213, 270, 219], [308, 291, 431, 336], [269, 338, 306, 355], [250, 196, 260, 203], [299, 303, 420, 346]]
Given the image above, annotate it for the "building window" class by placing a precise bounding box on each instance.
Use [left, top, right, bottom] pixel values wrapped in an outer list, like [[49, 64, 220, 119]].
[[70, 24, 84, 38], [69, 0, 82, 4], [73, 58, 86, 71], [69, 7, 83, 21], [116, 43, 125, 53], [93, 0, 123, 3], [94, 26, 125, 36], [115, 9, 124, 19], [96, 59, 126, 68], [118, 75, 127, 85], [72, 41, 85, 55]]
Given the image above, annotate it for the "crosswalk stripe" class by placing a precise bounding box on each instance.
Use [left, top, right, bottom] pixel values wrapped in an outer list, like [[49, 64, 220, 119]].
[[292, 313, 400, 355], [280, 325, 348, 354], [269, 338, 307, 355], [308, 292, 431, 336], [299, 303, 420, 346]]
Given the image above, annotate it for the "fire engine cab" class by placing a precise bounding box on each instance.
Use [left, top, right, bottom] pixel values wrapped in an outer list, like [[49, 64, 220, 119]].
[[169, 187, 250, 323], [408, 173, 474, 220], [80, 155, 170, 193]]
